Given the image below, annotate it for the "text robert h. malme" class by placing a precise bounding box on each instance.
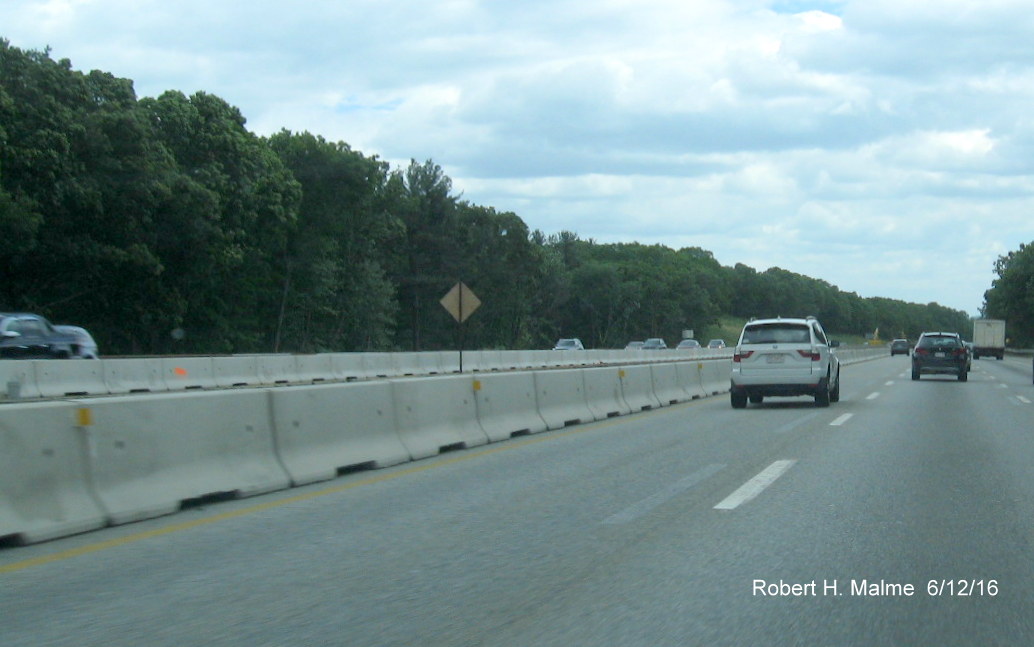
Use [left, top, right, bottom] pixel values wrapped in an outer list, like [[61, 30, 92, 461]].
[[753, 579, 917, 597]]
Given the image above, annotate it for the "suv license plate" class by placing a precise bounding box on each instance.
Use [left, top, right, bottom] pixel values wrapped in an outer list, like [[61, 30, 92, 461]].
[[765, 354, 784, 364], [935, 352, 945, 358]]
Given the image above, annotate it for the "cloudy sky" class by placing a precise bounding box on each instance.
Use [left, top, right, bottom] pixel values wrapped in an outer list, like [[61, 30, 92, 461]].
[[4, 0, 1034, 315]]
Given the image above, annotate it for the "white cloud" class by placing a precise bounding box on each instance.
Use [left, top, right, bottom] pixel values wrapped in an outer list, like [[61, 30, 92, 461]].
[[795, 10, 843, 32]]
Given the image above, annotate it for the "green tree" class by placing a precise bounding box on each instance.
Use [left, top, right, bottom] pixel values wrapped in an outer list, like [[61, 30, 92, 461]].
[[0, 42, 172, 350], [984, 243, 1034, 345], [390, 159, 462, 350], [449, 204, 542, 349], [267, 130, 400, 351], [139, 90, 301, 352]]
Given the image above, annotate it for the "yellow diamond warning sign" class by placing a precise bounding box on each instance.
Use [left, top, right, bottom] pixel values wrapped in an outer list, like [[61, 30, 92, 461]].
[[440, 282, 481, 323]]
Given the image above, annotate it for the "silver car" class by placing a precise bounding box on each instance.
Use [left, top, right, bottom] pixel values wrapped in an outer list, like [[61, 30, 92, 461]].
[[53, 325, 100, 359], [553, 338, 584, 351]]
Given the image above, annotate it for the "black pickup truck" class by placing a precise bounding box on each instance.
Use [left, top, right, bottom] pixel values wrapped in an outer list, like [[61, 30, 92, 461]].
[[0, 313, 80, 359]]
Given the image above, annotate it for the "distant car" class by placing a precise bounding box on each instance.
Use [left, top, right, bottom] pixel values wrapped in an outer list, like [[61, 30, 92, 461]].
[[0, 313, 78, 359], [890, 339, 910, 356], [53, 325, 99, 359], [707, 339, 726, 349], [553, 338, 585, 351], [624, 341, 645, 350], [641, 338, 667, 350], [676, 339, 701, 350], [911, 332, 967, 381]]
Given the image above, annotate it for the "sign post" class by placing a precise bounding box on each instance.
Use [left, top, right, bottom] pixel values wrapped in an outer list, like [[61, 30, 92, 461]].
[[439, 282, 481, 372]]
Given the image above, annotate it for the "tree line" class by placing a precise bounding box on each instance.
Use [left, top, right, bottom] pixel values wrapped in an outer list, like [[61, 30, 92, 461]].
[[1, 41, 971, 355], [984, 243, 1034, 346]]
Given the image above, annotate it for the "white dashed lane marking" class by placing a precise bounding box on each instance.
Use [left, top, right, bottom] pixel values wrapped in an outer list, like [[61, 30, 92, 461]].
[[604, 463, 726, 525], [714, 460, 797, 511], [866, 392, 880, 400], [830, 413, 853, 426], [770, 412, 819, 434]]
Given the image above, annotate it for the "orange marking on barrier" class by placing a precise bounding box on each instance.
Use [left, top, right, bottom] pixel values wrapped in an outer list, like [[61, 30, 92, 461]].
[[173, 367, 188, 377]]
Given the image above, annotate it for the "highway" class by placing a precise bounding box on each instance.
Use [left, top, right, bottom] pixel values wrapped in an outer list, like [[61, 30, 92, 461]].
[[2, 354, 1033, 646]]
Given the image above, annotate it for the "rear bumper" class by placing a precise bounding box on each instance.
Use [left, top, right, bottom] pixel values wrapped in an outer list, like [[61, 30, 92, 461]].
[[972, 347, 1004, 358], [730, 376, 827, 398], [913, 359, 965, 374]]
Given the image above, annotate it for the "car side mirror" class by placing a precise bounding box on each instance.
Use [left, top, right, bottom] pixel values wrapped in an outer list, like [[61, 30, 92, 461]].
[[829, 340, 840, 347], [2, 331, 20, 339]]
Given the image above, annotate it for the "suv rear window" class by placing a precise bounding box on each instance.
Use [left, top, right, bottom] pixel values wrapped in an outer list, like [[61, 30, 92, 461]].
[[741, 323, 810, 344], [918, 335, 960, 350]]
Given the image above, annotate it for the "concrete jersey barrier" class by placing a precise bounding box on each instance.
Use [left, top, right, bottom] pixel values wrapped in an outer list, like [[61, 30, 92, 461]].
[[2, 349, 750, 402], [473, 372, 549, 441], [390, 375, 489, 459], [35, 359, 109, 398], [533, 369, 595, 430], [269, 381, 410, 486], [1, 355, 780, 546], [78, 390, 291, 525], [675, 362, 707, 399], [212, 355, 261, 388], [161, 357, 217, 391], [0, 402, 108, 545], [650, 362, 688, 406], [620, 365, 663, 412], [293, 353, 336, 384], [581, 367, 632, 420], [1, 361, 41, 401], [699, 360, 731, 396], [104, 358, 166, 394]]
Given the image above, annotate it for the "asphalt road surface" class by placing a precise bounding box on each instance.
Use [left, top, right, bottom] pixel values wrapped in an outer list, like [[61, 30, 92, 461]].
[[3, 355, 1033, 646]]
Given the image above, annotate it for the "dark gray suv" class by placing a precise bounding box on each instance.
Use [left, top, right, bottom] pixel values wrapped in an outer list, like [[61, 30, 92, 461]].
[[890, 339, 910, 356], [911, 332, 967, 382]]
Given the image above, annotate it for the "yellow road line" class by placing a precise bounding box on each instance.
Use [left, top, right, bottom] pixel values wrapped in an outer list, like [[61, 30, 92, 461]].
[[1, 397, 706, 574]]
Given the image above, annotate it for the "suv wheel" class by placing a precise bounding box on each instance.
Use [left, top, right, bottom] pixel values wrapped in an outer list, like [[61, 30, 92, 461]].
[[814, 381, 831, 408], [830, 373, 840, 403], [911, 368, 920, 381], [958, 368, 968, 382], [731, 390, 747, 409]]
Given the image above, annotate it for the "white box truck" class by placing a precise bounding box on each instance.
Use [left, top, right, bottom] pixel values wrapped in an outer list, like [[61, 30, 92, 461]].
[[972, 319, 1006, 360]]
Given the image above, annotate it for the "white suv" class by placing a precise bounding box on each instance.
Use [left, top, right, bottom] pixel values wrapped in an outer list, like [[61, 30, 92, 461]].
[[730, 317, 841, 408]]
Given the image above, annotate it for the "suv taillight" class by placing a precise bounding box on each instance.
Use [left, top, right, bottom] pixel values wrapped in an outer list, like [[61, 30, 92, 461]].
[[797, 349, 821, 361], [733, 350, 754, 362]]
